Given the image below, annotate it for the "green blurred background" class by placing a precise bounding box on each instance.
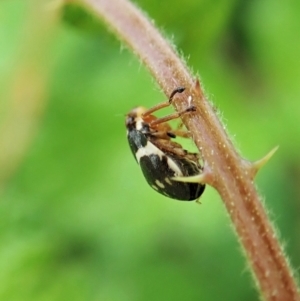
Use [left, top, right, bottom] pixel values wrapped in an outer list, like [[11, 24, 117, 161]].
[[0, 0, 299, 300]]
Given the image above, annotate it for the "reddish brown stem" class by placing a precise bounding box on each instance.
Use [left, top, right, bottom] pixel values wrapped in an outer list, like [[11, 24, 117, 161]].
[[80, 0, 300, 300]]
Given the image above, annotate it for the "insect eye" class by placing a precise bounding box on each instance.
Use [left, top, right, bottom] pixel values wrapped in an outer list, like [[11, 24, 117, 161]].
[[126, 116, 135, 127], [140, 122, 150, 133]]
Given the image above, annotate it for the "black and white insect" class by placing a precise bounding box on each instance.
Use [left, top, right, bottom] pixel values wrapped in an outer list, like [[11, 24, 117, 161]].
[[125, 87, 205, 201]]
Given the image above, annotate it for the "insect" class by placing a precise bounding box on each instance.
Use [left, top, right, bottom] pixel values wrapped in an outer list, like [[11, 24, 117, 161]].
[[125, 87, 205, 201]]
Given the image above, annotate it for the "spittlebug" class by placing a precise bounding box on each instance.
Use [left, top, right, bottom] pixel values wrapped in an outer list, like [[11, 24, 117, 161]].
[[125, 87, 205, 201]]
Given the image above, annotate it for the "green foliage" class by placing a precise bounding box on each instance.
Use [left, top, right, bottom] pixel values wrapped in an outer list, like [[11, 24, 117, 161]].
[[0, 0, 300, 300], [62, 3, 105, 35]]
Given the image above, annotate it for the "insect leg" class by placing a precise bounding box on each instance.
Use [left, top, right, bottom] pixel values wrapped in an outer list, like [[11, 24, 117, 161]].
[[150, 105, 196, 127], [167, 129, 191, 138], [142, 87, 185, 117]]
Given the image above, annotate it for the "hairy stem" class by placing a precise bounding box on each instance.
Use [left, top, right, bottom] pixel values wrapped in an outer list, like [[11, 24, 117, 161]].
[[80, 0, 300, 300]]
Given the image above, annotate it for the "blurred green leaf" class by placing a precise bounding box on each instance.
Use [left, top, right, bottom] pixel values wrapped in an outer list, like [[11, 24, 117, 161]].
[[62, 3, 106, 35], [0, 0, 299, 301]]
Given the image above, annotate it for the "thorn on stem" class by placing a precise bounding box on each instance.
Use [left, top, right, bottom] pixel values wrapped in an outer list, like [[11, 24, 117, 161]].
[[250, 146, 279, 178], [172, 170, 211, 184], [193, 78, 203, 98]]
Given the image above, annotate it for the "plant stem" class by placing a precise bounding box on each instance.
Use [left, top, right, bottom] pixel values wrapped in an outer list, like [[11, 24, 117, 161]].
[[81, 0, 300, 300]]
